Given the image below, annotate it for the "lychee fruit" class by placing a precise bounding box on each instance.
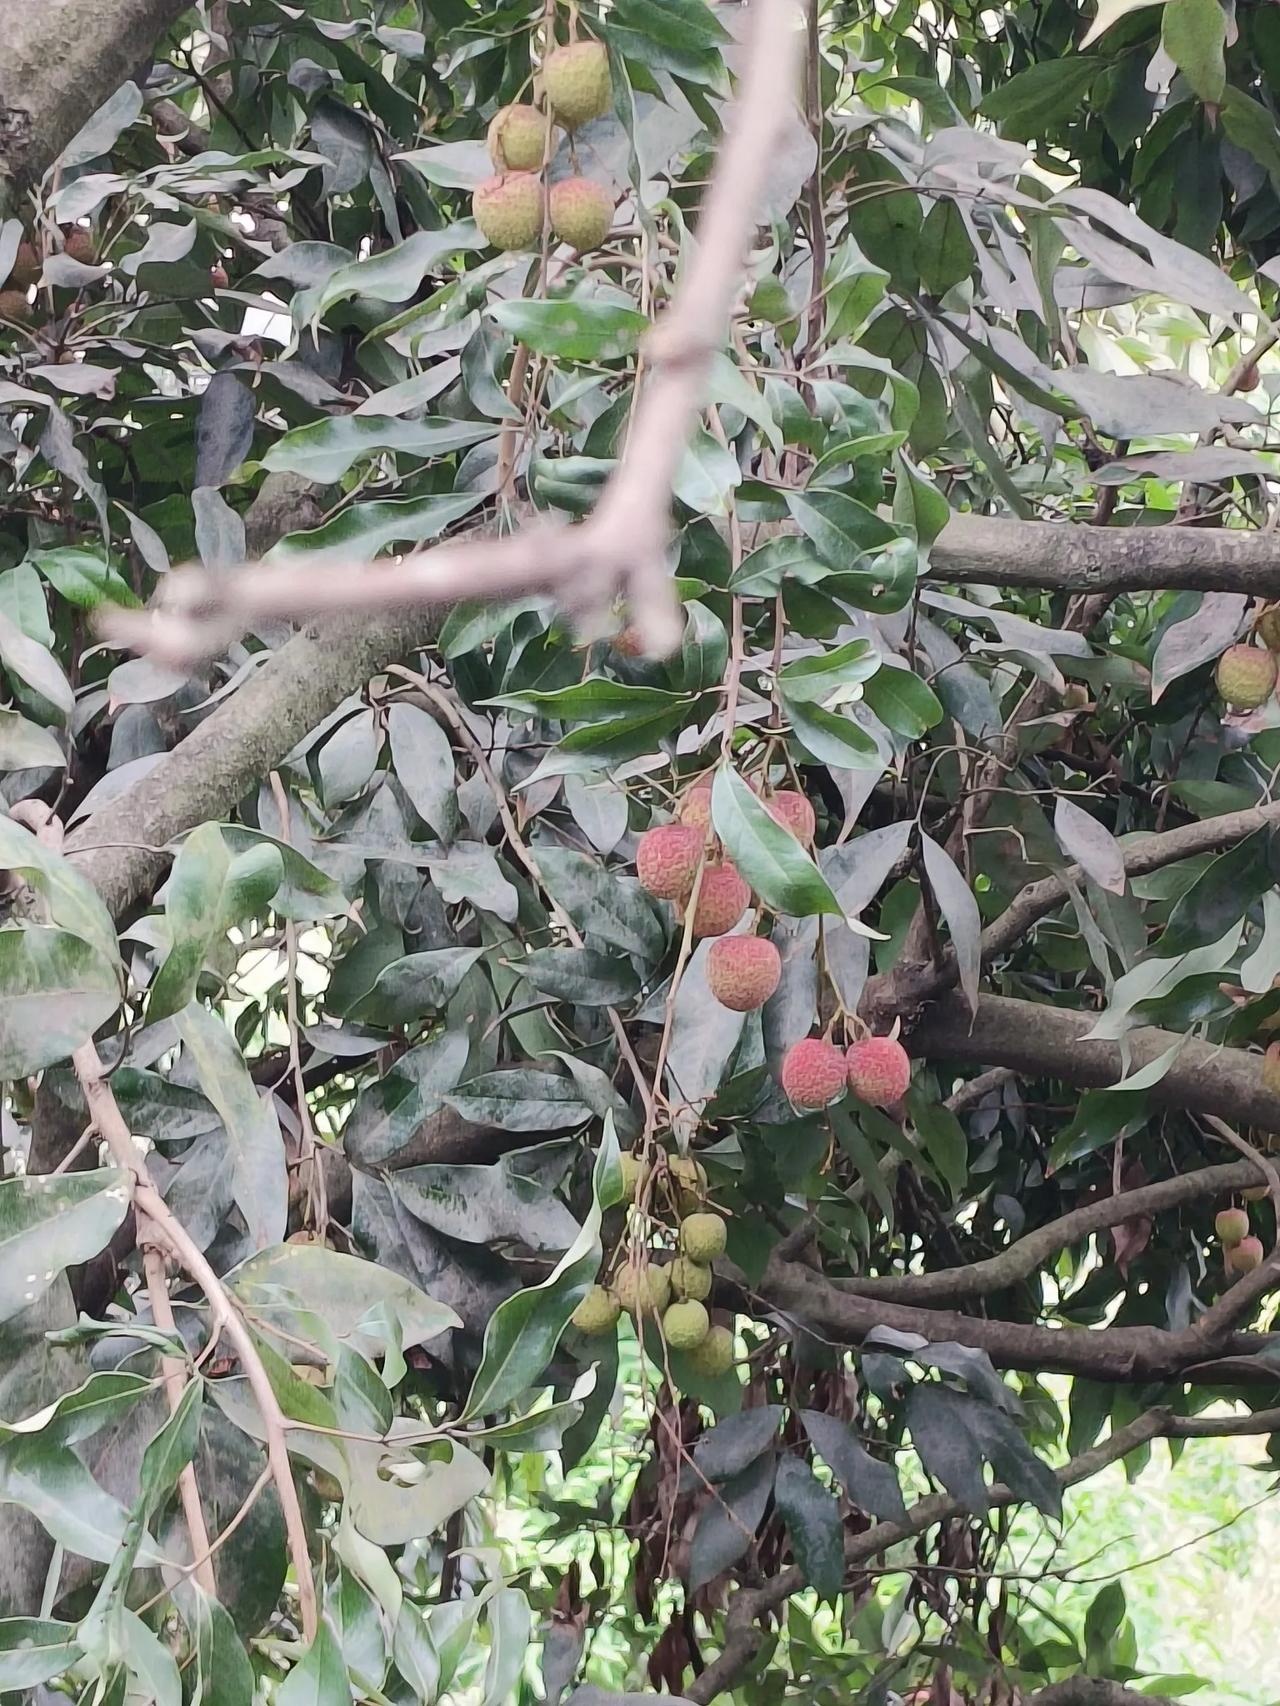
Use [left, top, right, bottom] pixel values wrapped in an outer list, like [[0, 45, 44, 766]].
[[781, 1038, 846, 1110], [620, 1152, 650, 1203], [677, 777, 714, 833], [636, 823, 702, 902], [1215, 643, 1277, 710], [472, 172, 544, 252], [614, 1262, 671, 1316], [680, 1212, 727, 1263], [209, 263, 229, 289], [542, 40, 612, 129], [685, 861, 750, 937], [7, 241, 39, 290], [669, 1256, 712, 1301], [764, 789, 816, 846], [0, 289, 34, 327], [686, 1323, 735, 1377], [1215, 1206, 1250, 1246], [662, 1299, 710, 1350], [1258, 606, 1280, 653], [549, 175, 615, 251], [62, 228, 95, 266], [845, 1036, 912, 1106], [1226, 1233, 1265, 1275], [571, 1284, 621, 1335], [1264, 1041, 1280, 1096], [706, 935, 782, 1011], [668, 1154, 706, 1213], [612, 624, 644, 657], [1244, 1183, 1270, 1203], [487, 103, 547, 171]]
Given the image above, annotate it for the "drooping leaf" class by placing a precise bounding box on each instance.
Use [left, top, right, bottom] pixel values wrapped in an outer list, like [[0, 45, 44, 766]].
[[774, 1455, 844, 1599], [800, 1409, 908, 1524], [688, 1447, 776, 1591], [0, 1170, 132, 1327]]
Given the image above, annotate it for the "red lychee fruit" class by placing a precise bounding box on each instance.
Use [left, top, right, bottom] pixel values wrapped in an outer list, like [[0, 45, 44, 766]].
[[549, 175, 614, 251], [487, 103, 547, 172], [1226, 1233, 1265, 1275], [706, 935, 782, 1011], [764, 789, 816, 846], [1216, 643, 1277, 710], [542, 40, 612, 129], [1215, 1206, 1250, 1247], [472, 172, 544, 252], [209, 263, 229, 289], [636, 823, 702, 902], [677, 777, 714, 833], [845, 1036, 912, 1106], [686, 861, 750, 937], [781, 1038, 846, 1110]]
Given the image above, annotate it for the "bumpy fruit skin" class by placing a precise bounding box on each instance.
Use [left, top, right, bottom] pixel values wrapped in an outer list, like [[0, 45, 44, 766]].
[[669, 1256, 713, 1301], [663, 1299, 710, 1349], [1216, 1206, 1251, 1246], [845, 1036, 912, 1106], [764, 789, 816, 846], [781, 1038, 846, 1109], [1227, 1234, 1265, 1274], [620, 1152, 649, 1202], [677, 777, 714, 833], [542, 41, 612, 129], [1258, 606, 1280, 653], [706, 935, 781, 1011], [1216, 643, 1277, 710], [1264, 1042, 1280, 1096], [549, 175, 614, 251], [472, 172, 544, 251], [680, 1212, 727, 1263], [686, 1323, 735, 1377], [487, 103, 546, 171], [637, 823, 703, 901], [614, 1263, 671, 1316], [668, 1154, 706, 1213], [571, 1285, 621, 1335], [686, 861, 750, 937]]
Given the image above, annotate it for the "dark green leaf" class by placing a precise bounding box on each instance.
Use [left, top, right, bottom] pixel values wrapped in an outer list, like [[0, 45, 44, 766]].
[[263, 415, 496, 483], [0, 1619, 84, 1688], [688, 1449, 775, 1590], [516, 946, 640, 1005], [800, 1409, 908, 1523], [446, 1069, 593, 1132], [774, 1455, 844, 1599], [0, 926, 121, 1077], [692, 1406, 783, 1480], [0, 1170, 131, 1327], [777, 639, 879, 704], [860, 664, 943, 739], [711, 767, 842, 918], [490, 300, 648, 362], [906, 1383, 989, 1512], [1156, 830, 1274, 957]]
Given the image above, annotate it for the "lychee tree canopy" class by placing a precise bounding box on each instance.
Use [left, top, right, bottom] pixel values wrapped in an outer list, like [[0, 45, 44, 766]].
[[5, 0, 1280, 1701]]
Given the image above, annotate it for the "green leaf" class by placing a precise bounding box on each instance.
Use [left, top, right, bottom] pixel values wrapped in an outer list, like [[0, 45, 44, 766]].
[[266, 489, 484, 566], [262, 415, 497, 483], [277, 1616, 351, 1706], [1161, 0, 1226, 102], [217, 826, 348, 921], [351, 946, 484, 1027], [534, 848, 667, 961], [311, 223, 481, 315], [149, 823, 232, 1023], [492, 676, 684, 723], [0, 1619, 84, 1689], [0, 1433, 164, 1565], [0, 926, 122, 1076], [774, 1456, 844, 1599], [0, 709, 65, 770], [731, 535, 829, 596], [393, 1149, 580, 1252], [905, 1091, 968, 1199], [516, 946, 640, 1005], [711, 767, 842, 918], [688, 1449, 775, 1590], [446, 1069, 594, 1131], [0, 610, 73, 721], [387, 702, 459, 841], [785, 487, 898, 564], [0, 814, 120, 971], [490, 300, 648, 362], [786, 697, 882, 769], [1155, 829, 1276, 957], [0, 1170, 131, 1327], [344, 1029, 470, 1164], [778, 639, 879, 705], [860, 664, 943, 739], [917, 198, 973, 295], [978, 58, 1103, 136], [29, 547, 138, 610], [800, 1409, 908, 1523]]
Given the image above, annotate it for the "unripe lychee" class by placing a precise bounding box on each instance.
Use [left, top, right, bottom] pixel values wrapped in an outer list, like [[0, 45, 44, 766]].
[[614, 1262, 671, 1316], [542, 41, 612, 129], [549, 175, 614, 251], [781, 1038, 846, 1109], [1215, 1206, 1250, 1247], [662, 1299, 710, 1349], [680, 1212, 727, 1263], [620, 1152, 650, 1203], [571, 1284, 621, 1335], [1257, 606, 1280, 653], [686, 1323, 735, 1377], [1264, 1041, 1280, 1096], [845, 1036, 912, 1107], [636, 823, 702, 901], [1215, 643, 1277, 710], [669, 1256, 712, 1301], [677, 777, 714, 832], [668, 1154, 706, 1213], [472, 172, 544, 252], [1227, 1233, 1265, 1274], [706, 935, 781, 1011], [686, 861, 750, 937], [764, 789, 816, 846], [487, 103, 547, 171]]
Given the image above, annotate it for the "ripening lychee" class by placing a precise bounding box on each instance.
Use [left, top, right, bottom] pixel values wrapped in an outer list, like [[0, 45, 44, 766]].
[[1227, 1234, 1265, 1275], [677, 777, 714, 833], [620, 1152, 650, 1203], [472, 172, 544, 252], [845, 1036, 912, 1107], [685, 861, 750, 937], [669, 1256, 712, 1301], [636, 823, 703, 902], [706, 935, 781, 1012], [668, 1154, 706, 1213], [542, 40, 612, 129], [680, 1212, 727, 1263], [571, 1284, 621, 1335], [209, 263, 229, 289], [781, 1038, 846, 1110], [612, 624, 644, 657], [1244, 1183, 1270, 1203], [614, 1262, 671, 1316], [764, 789, 816, 846], [686, 1323, 735, 1377], [1215, 1206, 1250, 1247], [487, 103, 547, 171], [1258, 607, 1280, 653], [1216, 643, 1277, 710], [1264, 1041, 1280, 1096], [662, 1299, 710, 1350], [549, 175, 615, 251]]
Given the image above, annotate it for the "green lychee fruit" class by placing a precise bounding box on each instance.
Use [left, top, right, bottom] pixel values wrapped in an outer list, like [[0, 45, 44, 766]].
[[614, 1262, 671, 1316], [680, 1212, 727, 1263], [487, 104, 547, 172], [706, 935, 782, 1012], [571, 1284, 621, 1335], [542, 40, 612, 129], [636, 823, 702, 902], [472, 172, 544, 252], [1216, 643, 1277, 710], [662, 1299, 710, 1349], [669, 1256, 712, 1301], [845, 1036, 912, 1106], [685, 860, 751, 937], [763, 788, 816, 846], [1216, 1206, 1250, 1246], [549, 175, 615, 251], [667, 1154, 707, 1213], [781, 1038, 846, 1109], [620, 1152, 650, 1203], [685, 1323, 735, 1377], [1226, 1233, 1265, 1274], [1258, 606, 1280, 653]]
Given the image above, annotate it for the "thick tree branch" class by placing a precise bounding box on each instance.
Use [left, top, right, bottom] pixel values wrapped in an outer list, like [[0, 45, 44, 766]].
[[1029, 1683, 1175, 1706]]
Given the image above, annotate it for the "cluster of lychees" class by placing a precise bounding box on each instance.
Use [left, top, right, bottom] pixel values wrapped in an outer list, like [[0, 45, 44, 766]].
[[634, 771, 914, 1111], [1214, 607, 1280, 711], [472, 41, 616, 255], [571, 1151, 736, 1377], [1215, 1201, 1267, 1275]]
